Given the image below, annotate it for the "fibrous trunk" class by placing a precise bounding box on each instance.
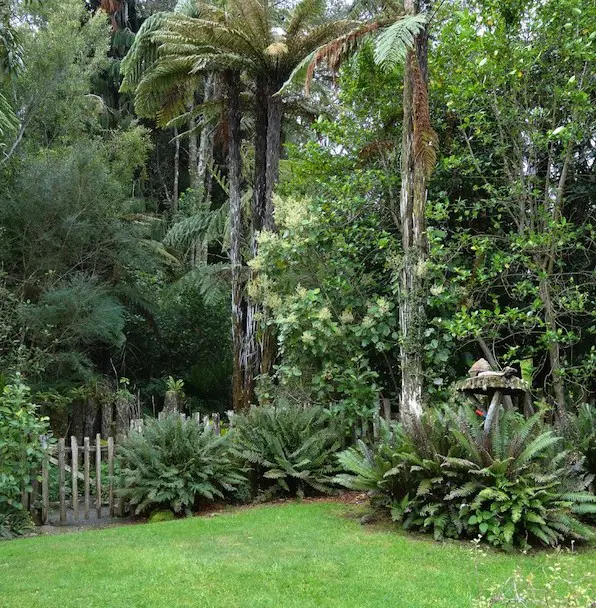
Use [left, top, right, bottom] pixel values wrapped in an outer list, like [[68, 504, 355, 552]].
[[227, 71, 257, 411], [398, 0, 430, 421]]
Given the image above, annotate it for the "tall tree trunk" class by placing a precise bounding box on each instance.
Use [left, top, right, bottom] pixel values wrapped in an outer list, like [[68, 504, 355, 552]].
[[258, 86, 284, 376], [398, 0, 430, 421], [188, 114, 199, 189], [188, 77, 216, 266], [264, 90, 283, 232], [197, 74, 215, 191], [172, 127, 180, 214], [253, 75, 269, 236], [226, 71, 256, 411]]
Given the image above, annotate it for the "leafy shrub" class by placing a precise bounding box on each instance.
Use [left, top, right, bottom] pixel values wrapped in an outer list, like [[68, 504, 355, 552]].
[[338, 404, 596, 550], [116, 415, 246, 515], [0, 510, 35, 540], [233, 406, 343, 500], [0, 375, 52, 538], [336, 422, 412, 510]]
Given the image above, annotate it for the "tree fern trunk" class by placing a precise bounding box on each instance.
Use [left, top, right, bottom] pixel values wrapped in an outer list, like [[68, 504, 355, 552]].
[[253, 75, 268, 237], [226, 71, 255, 411], [172, 127, 179, 214], [398, 0, 430, 422], [264, 90, 282, 232]]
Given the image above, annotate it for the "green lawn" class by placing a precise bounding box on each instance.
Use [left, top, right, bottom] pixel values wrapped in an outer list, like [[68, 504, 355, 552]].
[[0, 501, 593, 608]]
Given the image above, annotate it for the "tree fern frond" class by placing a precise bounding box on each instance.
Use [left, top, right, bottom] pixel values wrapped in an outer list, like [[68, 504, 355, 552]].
[[373, 14, 426, 71], [286, 0, 326, 37]]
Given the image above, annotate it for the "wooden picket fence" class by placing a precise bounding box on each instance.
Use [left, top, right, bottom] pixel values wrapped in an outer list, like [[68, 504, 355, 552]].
[[29, 403, 391, 526], [31, 434, 119, 525], [130, 411, 227, 435]]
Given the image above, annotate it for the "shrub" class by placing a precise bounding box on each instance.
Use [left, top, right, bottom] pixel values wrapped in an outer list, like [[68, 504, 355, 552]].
[[233, 406, 343, 500], [336, 422, 412, 510], [0, 510, 35, 540], [0, 375, 52, 539], [338, 404, 596, 550], [116, 415, 246, 515]]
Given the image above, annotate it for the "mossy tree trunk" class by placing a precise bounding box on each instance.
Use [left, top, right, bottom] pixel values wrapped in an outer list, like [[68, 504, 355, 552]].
[[398, 0, 431, 421]]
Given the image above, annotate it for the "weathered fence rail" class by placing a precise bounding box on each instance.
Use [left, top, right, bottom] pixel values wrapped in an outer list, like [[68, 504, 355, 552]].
[[29, 401, 393, 526], [32, 434, 118, 525]]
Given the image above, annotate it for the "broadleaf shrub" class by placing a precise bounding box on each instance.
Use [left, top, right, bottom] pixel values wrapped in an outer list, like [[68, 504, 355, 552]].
[[116, 415, 246, 515], [337, 404, 596, 550], [0, 375, 52, 539], [233, 406, 343, 500]]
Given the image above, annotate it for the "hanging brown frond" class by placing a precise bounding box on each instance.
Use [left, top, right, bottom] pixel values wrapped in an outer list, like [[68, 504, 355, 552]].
[[100, 0, 120, 13], [100, 0, 121, 31], [304, 21, 380, 94], [410, 51, 438, 178], [358, 140, 394, 161]]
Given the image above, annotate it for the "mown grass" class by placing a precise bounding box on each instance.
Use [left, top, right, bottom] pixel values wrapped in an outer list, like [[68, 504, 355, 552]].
[[0, 501, 593, 608]]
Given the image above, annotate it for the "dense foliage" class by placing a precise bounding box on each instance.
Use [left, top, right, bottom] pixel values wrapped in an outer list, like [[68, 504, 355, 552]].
[[0, 0, 232, 431], [0, 376, 52, 538], [116, 415, 246, 515], [338, 405, 596, 550], [0, 0, 594, 554], [233, 406, 344, 500]]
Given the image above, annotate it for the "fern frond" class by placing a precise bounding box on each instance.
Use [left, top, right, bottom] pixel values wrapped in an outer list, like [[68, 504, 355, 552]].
[[373, 14, 426, 71]]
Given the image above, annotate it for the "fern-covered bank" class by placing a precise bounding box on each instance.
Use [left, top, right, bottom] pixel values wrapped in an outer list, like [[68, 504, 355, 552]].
[[1, 502, 594, 608]]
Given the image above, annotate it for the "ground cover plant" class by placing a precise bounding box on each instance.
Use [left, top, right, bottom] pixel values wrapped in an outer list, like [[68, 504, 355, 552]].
[[0, 501, 593, 608]]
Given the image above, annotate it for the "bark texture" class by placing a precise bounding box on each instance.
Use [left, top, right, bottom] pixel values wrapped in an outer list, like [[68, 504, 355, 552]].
[[398, 0, 430, 421], [227, 71, 258, 411]]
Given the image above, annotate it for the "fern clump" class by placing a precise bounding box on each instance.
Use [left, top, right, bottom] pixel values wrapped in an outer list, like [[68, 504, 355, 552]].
[[233, 406, 343, 500], [116, 415, 246, 515], [337, 405, 596, 550]]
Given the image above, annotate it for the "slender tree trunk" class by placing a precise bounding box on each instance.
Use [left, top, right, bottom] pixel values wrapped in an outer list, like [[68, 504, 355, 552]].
[[398, 0, 430, 421], [188, 116, 202, 268], [172, 127, 180, 214], [197, 74, 215, 190], [226, 71, 255, 411], [253, 76, 269, 236], [188, 114, 199, 189], [264, 90, 283, 232], [538, 274, 566, 417]]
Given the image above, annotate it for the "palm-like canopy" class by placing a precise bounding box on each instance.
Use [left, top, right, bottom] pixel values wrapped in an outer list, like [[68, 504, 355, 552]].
[[121, 0, 356, 126], [121, 0, 360, 410]]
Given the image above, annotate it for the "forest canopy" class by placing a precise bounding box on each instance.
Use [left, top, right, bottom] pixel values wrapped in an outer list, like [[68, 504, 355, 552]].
[[0, 0, 594, 437]]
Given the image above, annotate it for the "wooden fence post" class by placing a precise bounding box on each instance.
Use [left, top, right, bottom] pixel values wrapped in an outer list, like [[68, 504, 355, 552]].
[[58, 438, 66, 523], [84, 437, 90, 519], [213, 413, 220, 435], [382, 397, 391, 424], [373, 412, 380, 441], [71, 436, 79, 521], [108, 437, 114, 517], [96, 434, 102, 519], [42, 452, 49, 524]]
